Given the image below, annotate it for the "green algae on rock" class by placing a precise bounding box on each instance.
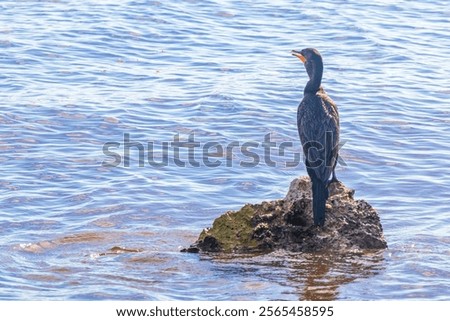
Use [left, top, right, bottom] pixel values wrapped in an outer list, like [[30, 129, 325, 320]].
[[196, 204, 259, 252], [183, 176, 387, 254]]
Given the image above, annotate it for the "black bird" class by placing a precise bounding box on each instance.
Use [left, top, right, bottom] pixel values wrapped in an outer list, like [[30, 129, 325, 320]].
[[291, 48, 339, 226]]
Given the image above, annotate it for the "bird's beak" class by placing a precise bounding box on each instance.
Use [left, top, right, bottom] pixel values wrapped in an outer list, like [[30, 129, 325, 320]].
[[291, 50, 306, 63]]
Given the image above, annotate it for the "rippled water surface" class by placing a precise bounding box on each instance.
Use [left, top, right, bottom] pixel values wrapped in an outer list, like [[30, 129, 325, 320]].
[[1, 0, 449, 300]]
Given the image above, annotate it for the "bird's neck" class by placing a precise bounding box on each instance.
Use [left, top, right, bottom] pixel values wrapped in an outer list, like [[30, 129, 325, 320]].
[[304, 62, 323, 94], [304, 80, 322, 94]]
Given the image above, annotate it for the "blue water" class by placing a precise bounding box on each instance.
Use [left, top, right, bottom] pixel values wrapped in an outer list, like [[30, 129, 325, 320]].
[[1, 0, 450, 300]]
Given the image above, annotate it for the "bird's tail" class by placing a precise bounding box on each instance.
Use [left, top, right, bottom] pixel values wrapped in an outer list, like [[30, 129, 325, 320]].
[[312, 179, 328, 226]]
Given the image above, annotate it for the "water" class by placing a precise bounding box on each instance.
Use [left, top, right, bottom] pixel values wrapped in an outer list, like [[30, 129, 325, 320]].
[[1, 0, 449, 300]]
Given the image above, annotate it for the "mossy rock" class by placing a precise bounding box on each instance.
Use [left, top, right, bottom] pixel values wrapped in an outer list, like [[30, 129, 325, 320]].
[[183, 177, 387, 254], [196, 204, 258, 252]]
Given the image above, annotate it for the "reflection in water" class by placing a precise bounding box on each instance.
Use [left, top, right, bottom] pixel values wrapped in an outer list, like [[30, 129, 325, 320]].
[[210, 250, 385, 301], [290, 251, 385, 300]]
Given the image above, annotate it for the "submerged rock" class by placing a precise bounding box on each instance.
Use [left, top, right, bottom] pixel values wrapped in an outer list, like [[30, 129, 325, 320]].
[[183, 176, 387, 253]]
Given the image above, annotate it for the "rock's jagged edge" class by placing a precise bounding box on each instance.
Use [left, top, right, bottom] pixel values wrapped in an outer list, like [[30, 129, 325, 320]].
[[182, 177, 387, 254]]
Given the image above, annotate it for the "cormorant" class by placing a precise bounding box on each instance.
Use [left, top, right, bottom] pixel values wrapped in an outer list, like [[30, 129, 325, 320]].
[[291, 48, 340, 226]]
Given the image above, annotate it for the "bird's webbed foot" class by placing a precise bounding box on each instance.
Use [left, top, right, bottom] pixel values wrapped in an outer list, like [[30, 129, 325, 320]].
[[327, 170, 339, 187]]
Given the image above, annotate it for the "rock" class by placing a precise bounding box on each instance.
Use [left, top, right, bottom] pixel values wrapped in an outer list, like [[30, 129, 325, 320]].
[[182, 176, 387, 253]]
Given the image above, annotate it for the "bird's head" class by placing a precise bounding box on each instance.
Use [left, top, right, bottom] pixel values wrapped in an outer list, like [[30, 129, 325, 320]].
[[291, 48, 323, 81]]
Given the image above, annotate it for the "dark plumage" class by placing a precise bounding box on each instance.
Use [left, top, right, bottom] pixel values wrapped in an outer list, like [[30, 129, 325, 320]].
[[292, 48, 340, 226]]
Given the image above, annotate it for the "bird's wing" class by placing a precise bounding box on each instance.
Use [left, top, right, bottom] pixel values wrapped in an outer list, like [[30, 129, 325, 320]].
[[298, 93, 339, 183], [321, 95, 339, 174]]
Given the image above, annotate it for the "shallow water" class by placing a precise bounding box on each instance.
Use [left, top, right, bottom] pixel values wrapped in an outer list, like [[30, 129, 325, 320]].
[[1, 0, 450, 300]]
